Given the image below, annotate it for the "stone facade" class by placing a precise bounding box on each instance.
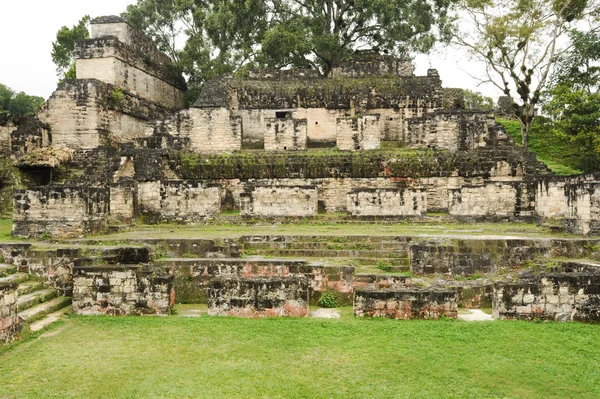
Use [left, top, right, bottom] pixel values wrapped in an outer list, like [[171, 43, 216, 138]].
[[240, 186, 318, 217], [264, 117, 308, 151], [354, 289, 458, 319], [336, 115, 381, 151], [13, 186, 109, 238], [494, 272, 600, 322], [208, 277, 309, 318], [73, 265, 173, 316], [347, 188, 427, 217], [0, 281, 19, 344]]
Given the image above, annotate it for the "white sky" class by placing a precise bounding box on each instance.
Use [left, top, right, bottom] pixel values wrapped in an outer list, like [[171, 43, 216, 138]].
[[0, 1, 497, 101]]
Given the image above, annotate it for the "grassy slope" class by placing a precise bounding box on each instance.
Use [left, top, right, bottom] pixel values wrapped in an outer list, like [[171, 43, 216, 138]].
[[0, 219, 11, 240], [1, 316, 599, 399], [497, 118, 581, 176]]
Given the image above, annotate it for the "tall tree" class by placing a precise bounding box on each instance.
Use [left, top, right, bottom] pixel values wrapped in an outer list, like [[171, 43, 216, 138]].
[[0, 83, 45, 117], [454, 0, 599, 148], [51, 16, 91, 83], [124, 0, 457, 101]]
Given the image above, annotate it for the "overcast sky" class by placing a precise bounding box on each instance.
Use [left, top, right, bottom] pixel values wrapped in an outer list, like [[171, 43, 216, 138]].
[[0, 1, 495, 101]]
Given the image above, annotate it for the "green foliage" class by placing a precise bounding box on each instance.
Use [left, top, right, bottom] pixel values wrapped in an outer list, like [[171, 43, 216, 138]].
[[376, 260, 392, 272], [463, 89, 494, 110], [317, 291, 338, 308], [124, 0, 457, 99], [51, 16, 90, 82], [110, 87, 125, 107], [497, 118, 582, 175], [0, 83, 44, 117], [455, 0, 599, 148]]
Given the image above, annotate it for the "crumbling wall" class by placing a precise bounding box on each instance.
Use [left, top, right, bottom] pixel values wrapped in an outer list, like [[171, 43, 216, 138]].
[[73, 265, 173, 316], [76, 16, 185, 110], [12, 186, 109, 238], [449, 183, 521, 218], [494, 273, 600, 322], [38, 79, 169, 149], [354, 289, 458, 319], [347, 188, 427, 216], [136, 180, 220, 222], [208, 277, 309, 318], [264, 117, 307, 151], [336, 115, 381, 151], [565, 181, 600, 236], [405, 111, 495, 151], [240, 186, 318, 217], [0, 281, 19, 344]]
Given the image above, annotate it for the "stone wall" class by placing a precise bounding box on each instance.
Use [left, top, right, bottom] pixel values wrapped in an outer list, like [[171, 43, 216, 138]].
[[449, 183, 523, 218], [79, 16, 185, 110], [73, 265, 173, 316], [405, 110, 496, 151], [159, 258, 354, 304], [0, 116, 16, 153], [354, 289, 458, 319], [565, 181, 600, 236], [0, 281, 19, 344], [409, 238, 599, 276], [136, 180, 221, 222], [13, 186, 109, 238], [38, 79, 170, 149], [208, 277, 309, 317], [336, 115, 381, 151], [240, 186, 318, 217], [493, 273, 600, 322], [264, 117, 307, 151], [347, 188, 427, 216]]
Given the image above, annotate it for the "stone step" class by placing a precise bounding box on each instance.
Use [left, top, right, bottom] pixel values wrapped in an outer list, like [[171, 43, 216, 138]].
[[0, 272, 30, 286], [17, 289, 58, 312], [29, 305, 71, 332], [19, 296, 72, 324], [17, 280, 46, 296], [0, 264, 17, 277], [244, 241, 409, 250], [247, 249, 408, 259]]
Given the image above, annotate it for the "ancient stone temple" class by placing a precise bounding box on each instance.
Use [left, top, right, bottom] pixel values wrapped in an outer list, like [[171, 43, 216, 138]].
[[1, 16, 599, 326]]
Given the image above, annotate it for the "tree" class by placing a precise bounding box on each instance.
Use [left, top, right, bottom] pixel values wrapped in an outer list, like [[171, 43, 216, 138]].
[[124, 0, 458, 101], [259, 0, 457, 75], [0, 83, 45, 117], [51, 16, 91, 83], [542, 30, 600, 172], [463, 89, 494, 110], [454, 0, 600, 148]]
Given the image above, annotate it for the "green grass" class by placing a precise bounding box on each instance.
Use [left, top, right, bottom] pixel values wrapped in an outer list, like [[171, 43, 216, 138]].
[[83, 220, 565, 242], [497, 118, 582, 176], [1, 316, 599, 398], [0, 219, 12, 240]]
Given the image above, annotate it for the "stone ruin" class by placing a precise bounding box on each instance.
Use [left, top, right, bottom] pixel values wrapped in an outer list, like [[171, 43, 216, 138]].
[[1, 16, 600, 334]]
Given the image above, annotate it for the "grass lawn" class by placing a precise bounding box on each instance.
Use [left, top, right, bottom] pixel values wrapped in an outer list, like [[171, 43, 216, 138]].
[[1, 316, 599, 399]]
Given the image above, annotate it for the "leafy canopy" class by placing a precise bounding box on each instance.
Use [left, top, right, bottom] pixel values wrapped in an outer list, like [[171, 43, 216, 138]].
[[51, 16, 91, 83], [123, 0, 458, 102], [0, 83, 45, 117]]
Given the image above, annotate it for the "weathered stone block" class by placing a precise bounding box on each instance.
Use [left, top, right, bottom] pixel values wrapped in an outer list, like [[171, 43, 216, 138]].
[[73, 265, 173, 316], [354, 288, 457, 319], [0, 281, 19, 344], [493, 273, 600, 322], [208, 277, 309, 318], [347, 188, 427, 216], [240, 186, 318, 217]]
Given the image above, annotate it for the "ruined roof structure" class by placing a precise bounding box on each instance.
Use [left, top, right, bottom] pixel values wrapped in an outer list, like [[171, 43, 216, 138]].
[[0, 15, 599, 341]]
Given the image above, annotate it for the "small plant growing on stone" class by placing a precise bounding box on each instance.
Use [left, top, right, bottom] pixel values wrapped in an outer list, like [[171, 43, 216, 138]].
[[318, 292, 337, 308], [376, 260, 392, 272]]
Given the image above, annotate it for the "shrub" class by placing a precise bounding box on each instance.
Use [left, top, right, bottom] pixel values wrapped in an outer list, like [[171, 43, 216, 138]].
[[318, 292, 337, 308]]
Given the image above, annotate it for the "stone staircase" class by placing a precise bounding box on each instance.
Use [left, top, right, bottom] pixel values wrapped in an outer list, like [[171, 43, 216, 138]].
[[241, 235, 412, 273], [0, 262, 71, 332]]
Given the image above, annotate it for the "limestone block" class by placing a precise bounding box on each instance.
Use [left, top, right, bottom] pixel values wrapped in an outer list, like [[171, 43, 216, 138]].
[[264, 117, 307, 151], [347, 188, 427, 216], [240, 186, 318, 217], [354, 289, 458, 319]]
